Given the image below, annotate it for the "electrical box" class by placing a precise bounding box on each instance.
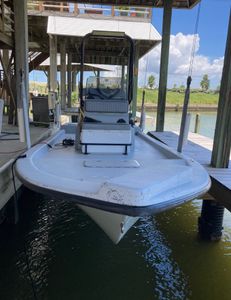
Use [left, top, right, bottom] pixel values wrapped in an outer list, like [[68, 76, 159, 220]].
[[32, 95, 51, 125]]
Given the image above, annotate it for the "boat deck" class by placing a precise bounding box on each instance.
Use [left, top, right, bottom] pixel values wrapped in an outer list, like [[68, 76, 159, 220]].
[[15, 126, 210, 216], [148, 131, 231, 211]]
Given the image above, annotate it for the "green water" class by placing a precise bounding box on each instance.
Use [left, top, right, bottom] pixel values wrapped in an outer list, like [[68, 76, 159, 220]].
[[1, 111, 231, 300]]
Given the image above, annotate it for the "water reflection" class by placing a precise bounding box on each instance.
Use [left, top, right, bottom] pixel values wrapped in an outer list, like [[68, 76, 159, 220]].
[[136, 217, 190, 299]]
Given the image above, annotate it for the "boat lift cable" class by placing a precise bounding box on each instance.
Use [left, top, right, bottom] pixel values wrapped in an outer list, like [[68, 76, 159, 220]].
[[177, 1, 201, 153]]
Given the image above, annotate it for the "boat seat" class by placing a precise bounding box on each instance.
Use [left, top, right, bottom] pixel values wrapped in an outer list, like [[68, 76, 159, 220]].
[[81, 123, 133, 154], [84, 112, 129, 124], [86, 88, 126, 100], [84, 99, 128, 113]]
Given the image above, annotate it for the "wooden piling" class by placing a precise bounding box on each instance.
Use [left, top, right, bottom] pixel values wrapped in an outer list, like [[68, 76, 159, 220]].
[[156, 0, 173, 132], [194, 113, 200, 133]]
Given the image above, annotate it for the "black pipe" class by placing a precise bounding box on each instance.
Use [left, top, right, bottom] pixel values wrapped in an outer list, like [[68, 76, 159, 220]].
[[198, 200, 225, 241]]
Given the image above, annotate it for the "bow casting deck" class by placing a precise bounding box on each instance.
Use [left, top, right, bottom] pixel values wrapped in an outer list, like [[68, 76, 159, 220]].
[[148, 131, 231, 211]]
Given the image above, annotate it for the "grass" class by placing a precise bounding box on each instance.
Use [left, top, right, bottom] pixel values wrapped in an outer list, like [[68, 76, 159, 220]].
[[29, 82, 219, 106], [137, 88, 219, 106]]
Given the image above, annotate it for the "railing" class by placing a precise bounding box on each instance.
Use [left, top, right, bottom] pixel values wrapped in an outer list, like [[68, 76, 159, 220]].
[[27, 1, 152, 20]]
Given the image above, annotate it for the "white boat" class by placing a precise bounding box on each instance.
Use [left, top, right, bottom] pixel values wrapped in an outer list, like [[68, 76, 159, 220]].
[[16, 31, 210, 243]]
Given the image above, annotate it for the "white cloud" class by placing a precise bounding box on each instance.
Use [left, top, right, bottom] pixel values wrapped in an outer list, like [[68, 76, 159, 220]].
[[139, 33, 224, 88]]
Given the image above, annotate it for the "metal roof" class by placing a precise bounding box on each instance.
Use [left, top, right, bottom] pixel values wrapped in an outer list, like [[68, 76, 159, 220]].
[[47, 16, 161, 64], [36, 56, 113, 72]]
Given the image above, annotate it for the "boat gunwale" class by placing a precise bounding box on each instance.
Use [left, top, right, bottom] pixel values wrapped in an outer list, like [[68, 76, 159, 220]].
[[16, 166, 211, 217]]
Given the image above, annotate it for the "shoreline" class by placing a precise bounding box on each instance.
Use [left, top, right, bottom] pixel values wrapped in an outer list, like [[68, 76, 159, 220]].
[[137, 104, 218, 112]]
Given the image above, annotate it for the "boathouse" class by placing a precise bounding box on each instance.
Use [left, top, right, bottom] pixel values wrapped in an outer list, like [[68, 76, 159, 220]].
[[0, 0, 231, 240]]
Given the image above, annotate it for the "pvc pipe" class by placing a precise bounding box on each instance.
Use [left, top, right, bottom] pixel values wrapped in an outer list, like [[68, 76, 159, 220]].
[[21, 78, 31, 149]]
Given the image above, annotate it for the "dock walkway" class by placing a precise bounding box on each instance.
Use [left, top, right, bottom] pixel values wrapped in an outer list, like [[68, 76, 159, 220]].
[[148, 131, 231, 211], [0, 116, 55, 211]]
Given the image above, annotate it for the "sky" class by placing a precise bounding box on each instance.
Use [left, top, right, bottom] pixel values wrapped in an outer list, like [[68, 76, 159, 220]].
[[139, 0, 231, 88], [30, 0, 231, 89]]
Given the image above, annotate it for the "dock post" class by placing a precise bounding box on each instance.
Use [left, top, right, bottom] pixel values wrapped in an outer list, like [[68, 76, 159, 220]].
[[198, 201, 224, 241], [49, 34, 59, 125], [156, 0, 173, 132], [198, 11, 231, 240], [211, 10, 231, 168], [72, 71, 77, 92], [60, 39, 66, 110], [13, 0, 31, 147], [194, 113, 200, 133], [67, 52, 72, 108], [132, 45, 139, 120]]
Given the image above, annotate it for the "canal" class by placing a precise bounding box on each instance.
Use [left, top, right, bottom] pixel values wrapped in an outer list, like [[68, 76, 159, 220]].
[[1, 111, 231, 300]]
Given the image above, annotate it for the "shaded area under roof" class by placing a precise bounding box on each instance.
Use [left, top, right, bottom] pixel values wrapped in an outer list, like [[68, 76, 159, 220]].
[[47, 16, 161, 64]]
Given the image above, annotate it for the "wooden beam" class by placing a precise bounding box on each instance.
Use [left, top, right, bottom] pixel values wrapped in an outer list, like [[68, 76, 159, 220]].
[[13, 0, 31, 146], [0, 51, 15, 108], [13, 0, 29, 110], [72, 71, 77, 92], [211, 11, 231, 168], [0, 32, 13, 47], [156, 0, 173, 132], [29, 52, 49, 72], [49, 35, 57, 91]]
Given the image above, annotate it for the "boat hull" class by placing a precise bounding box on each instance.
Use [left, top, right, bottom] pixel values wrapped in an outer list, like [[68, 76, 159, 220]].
[[79, 205, 139, 244], [15, 123, 211, 242]]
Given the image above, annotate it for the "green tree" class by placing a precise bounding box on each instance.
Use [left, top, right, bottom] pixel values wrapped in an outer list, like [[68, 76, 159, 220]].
[[200, 74, 210, 91], [148, 75, 155, 89]]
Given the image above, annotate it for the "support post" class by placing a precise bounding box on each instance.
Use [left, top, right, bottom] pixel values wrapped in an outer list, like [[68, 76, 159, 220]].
[[132, 45, 139, 119], [194, 113, 200, 133], [96, 70, 100, 88], [198, 201, 224, 241], [156, 0, 173, 132], [198, 11, 231, 241], [49, 34, 59, 125], [13, 0, 31, 148], [72, 71, 77, 92], [211, 10, 231, 168], [67, 52, 72, 108], [60, 40, 66, 110]]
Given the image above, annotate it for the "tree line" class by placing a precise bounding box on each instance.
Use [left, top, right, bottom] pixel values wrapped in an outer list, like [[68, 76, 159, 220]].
[[146, 74, 220, 93]]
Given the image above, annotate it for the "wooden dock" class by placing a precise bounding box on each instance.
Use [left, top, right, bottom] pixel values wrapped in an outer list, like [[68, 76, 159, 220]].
[[148, 131, 231, 211], [0, 116, 56, 211]]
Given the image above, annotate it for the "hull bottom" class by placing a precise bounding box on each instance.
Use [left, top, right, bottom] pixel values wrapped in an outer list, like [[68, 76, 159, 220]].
[[79, 205, 139, 243]]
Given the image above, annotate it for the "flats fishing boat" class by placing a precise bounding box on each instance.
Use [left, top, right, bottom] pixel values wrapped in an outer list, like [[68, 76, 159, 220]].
[[16, 31, 210, 243]]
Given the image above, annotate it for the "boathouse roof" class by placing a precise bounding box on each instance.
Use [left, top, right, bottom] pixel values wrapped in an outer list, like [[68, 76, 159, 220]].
[[47, 16, 161, 64]]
